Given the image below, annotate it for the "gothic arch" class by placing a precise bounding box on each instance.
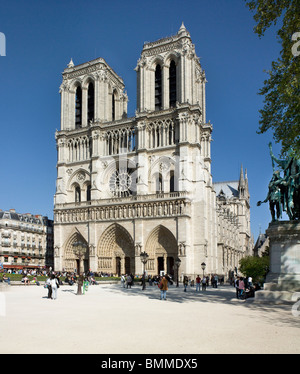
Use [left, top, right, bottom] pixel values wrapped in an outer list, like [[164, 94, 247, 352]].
[[145, 225, 178, 275], [70, 78, 82, 92], [149, 55, 164, 70], [97, 223, 135, 275], [164, 52, 180, 67], [82, 75, 95, 89], [148, 155, 176, 193], [67, 168, 91, 190], [63, 230, 88, 272]]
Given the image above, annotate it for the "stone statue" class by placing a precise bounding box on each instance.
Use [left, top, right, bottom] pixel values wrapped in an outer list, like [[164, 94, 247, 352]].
[[257, 143, 300, 221]]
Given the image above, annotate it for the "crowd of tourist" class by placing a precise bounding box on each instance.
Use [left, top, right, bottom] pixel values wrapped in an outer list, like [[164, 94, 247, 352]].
[[1, 266, 259, 301]]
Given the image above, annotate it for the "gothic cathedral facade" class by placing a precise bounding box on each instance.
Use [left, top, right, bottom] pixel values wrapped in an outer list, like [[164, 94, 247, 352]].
[[54, 24, 252, 279]]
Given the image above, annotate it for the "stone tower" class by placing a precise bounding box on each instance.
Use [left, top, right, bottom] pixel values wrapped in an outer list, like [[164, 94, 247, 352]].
[[53, 24, 250, 278]]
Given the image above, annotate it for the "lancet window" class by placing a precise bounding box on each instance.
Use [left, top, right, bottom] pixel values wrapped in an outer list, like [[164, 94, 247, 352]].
[[75, 86, 82, 128], [87, 82, 95, 123], [147, 119, 175, 149], [155, 173, 163, 194], [86, 185, 91, 201], [106, 127, 136, 156], [169, 60, 177, 107], [155, 64, 162, 111], [112, 90, 116, 121], [75, 186, 81, 203], [67, 136, 91, 162]]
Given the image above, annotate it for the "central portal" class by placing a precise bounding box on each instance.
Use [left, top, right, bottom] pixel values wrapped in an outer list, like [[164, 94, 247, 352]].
[[97, 224, 135, 275], [145, 225, 178, 276]]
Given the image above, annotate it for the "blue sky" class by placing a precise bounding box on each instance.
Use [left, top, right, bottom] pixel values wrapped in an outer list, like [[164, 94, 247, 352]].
[[0, 0, 284, 241]]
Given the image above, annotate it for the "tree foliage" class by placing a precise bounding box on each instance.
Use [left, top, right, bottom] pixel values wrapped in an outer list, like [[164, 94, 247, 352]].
[[239, 255, 270, 283], [245, 0, 300, 156]]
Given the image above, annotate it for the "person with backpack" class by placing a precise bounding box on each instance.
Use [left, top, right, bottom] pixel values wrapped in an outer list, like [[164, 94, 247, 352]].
[[159, 276, 168, 300], [238, 277, 245, 299]]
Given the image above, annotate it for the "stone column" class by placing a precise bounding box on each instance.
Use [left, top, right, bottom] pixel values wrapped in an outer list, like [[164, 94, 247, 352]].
[[266, 221, 300, 287], [256, 221, 300, 303]]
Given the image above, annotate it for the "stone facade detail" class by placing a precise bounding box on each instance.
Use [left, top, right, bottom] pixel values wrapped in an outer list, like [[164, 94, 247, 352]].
[[54, 24, 252, 278]]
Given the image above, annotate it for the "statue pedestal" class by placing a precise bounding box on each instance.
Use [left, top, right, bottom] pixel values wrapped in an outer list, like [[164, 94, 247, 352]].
[[256, 221, 300, 304]]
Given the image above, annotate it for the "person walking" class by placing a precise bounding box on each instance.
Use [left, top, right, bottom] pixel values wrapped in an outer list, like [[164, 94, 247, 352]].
[[238, 277, 245, 299], [46, 275, 52, 299], [160, 276, 168, 300], [195, 275, 201, 292], [202, 276, 207, 291], [50, 274, 59, 300], [126, 274, 132, 289], [183, 276, 188, 292], [121, 274, 126, 288]]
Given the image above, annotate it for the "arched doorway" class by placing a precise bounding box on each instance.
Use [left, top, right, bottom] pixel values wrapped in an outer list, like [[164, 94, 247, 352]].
[[97, 224, 135, 275], [145, 225, 177, 276], [64, 232, 89, 274]]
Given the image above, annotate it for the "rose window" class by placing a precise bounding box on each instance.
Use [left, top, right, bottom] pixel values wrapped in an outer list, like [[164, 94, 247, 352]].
[[109, 168, 134, 197]]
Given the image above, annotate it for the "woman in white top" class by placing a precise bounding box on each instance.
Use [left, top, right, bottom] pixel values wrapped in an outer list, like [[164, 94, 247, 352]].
[[50, 275, 59, 300]]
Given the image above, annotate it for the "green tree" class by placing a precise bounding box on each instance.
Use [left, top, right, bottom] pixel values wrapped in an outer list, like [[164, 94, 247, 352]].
[[239, 255, 270, 283], [245, 0, 300, 156]]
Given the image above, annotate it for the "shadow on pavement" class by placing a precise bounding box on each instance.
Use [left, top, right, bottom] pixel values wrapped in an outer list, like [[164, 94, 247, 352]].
[[105, 283, 300, 328]]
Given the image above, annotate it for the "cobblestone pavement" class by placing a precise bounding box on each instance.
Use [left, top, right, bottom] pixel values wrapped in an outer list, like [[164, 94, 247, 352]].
[[0, 283, 299, 354]]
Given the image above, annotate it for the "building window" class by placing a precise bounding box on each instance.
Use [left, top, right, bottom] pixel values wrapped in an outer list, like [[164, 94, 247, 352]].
[[169, 60, 176, 107], [170, 172, 175, 193], [75, 186, 81, 203], [75, 86, 82, 128], [112, 90, 116, 121], [156, 173, 163, 194], [86, 185, 91, 201], [155, 65, 162, 110], [87, 83, 95, 123]]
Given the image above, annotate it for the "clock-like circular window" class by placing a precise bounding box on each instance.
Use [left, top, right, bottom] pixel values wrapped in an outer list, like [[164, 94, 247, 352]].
[[109, 168, 134, 197]]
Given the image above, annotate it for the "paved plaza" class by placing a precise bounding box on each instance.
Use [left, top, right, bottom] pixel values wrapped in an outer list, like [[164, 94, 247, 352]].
[[0, 283, 299, 354]]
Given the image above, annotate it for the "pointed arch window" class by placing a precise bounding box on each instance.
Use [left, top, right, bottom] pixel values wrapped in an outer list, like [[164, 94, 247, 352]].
[[87, 82, 95, 123], [75, 86, 82, 128], [169, 60, 177, 108], [169, 171, 177, 193], [86, 185, 91, 201], [156, 173, 163, 194], [75, 186, 81, 203], [112, 90, 116, 121], [155, 64, 162, 111]]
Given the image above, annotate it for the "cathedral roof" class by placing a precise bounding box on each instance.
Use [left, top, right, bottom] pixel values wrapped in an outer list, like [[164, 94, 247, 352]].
[[213, 181, 239, 199]]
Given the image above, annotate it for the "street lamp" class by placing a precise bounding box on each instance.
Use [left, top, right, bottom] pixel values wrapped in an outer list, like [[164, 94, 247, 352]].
[[140, 251, 149, 290], [201, 262, 206, 279], [72, 240, 87, 295], [175, 257, 181, 287]]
